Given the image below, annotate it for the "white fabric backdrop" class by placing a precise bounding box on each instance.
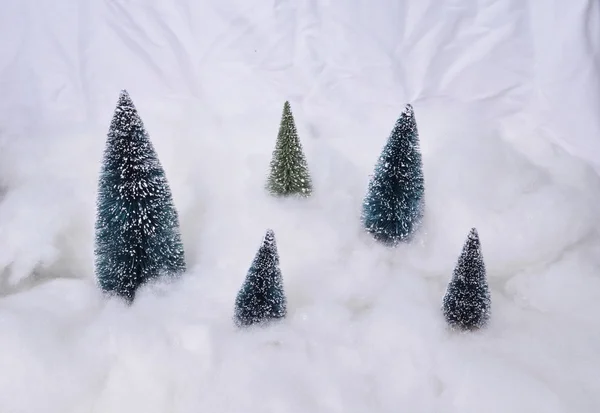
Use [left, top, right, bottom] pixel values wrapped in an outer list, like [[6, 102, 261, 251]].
[[1, 0, 598, 170]]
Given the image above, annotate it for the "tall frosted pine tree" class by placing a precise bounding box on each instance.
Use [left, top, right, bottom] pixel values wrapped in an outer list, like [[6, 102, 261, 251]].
[[442, 228, 491, 331], [266, 101, 313, 197], [234, 229, 287, 327], [94, 89, 186, 303], [362, 103, 425, 245]]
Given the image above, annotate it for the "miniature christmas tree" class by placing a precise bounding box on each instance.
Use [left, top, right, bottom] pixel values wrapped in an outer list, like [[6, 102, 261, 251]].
[[234, 229, 287, 327], [94, 89, 186, 303], [442, 228, 491, 331], [266, 101, 313, 197], [361, 103, 425, 245]]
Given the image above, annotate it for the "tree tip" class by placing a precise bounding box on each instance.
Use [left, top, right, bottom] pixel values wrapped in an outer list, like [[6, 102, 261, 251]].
[[468, 227, 479, 241], [265, 228, 275, 238], [117, 89, 134, 106], [262, 229, 277, 247], [403, 103, 414, 115]]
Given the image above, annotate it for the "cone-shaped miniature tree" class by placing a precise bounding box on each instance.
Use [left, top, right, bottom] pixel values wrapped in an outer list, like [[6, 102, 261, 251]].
[[361, 103, 424, 245], [442, 228, 491, 331], [234, 229, 287, 327], [266, 101, 313, 197], [94, 89, 186, 303]]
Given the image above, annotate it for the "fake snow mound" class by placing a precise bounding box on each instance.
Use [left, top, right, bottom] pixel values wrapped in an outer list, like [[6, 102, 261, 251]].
[[1, 1, 600, 412]]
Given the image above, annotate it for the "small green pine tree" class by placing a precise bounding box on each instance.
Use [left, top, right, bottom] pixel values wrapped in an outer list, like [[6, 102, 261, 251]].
[[234, 229, 287, 327], [266, 101, 313, 197], [94, 90, 186, 303], [442, 228, 491, 331], [362, 103, 425, 245]]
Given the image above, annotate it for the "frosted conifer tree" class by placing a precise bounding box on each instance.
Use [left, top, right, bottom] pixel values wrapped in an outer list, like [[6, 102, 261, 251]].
[[362, 103, 425, 245], [266, 101, 313, 197], [234, 229, 287, 327], [94, 89, 186, 303], [442, 228, 491, 331]]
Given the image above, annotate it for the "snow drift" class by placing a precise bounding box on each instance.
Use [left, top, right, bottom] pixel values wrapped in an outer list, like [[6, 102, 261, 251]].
[[1, 1, 600, 412]]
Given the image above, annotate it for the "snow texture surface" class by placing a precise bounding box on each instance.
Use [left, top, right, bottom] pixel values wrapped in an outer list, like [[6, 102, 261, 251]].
[[1, 1, 600, 412]]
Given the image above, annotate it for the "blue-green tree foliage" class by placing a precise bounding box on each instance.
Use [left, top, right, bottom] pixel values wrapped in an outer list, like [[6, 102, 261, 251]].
[[442, 228, 491, 331], [94, 90, 186, 303], [234, 229, 287, 327], [362, 103, 425, 245]]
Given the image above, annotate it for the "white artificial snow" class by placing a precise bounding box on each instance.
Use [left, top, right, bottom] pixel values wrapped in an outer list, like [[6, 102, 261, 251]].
[[0, 1, 600, 412]]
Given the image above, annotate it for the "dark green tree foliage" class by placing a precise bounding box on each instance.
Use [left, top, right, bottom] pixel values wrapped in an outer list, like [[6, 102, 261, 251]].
[[362, 103, 425, 245], [234, 229, 287, 327], [94, 90, 186, 303], [266, 101, 313, 197], [442, 228, 491, 331]]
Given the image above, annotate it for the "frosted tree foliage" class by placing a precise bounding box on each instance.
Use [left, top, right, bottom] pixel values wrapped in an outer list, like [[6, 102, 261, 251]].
[[442, 228, 491, 330], [234, 229, 287, 327], [362, 103, 425, 245], [266, 101, 313, 197], [94, 89, 186, 303]]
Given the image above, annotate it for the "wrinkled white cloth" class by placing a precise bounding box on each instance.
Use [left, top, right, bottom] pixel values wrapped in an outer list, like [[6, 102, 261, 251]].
[[1, 0, 598, 170]]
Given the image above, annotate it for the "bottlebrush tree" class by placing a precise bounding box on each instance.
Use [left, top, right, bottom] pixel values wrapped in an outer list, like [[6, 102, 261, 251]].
[[266, 101, 313, 197], [94, 89, 186, 303], [234, 229, 287, 327], [361, 103, 425, 245], [442, 228, 491, 331]]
